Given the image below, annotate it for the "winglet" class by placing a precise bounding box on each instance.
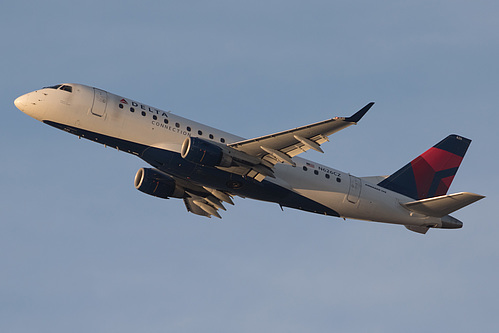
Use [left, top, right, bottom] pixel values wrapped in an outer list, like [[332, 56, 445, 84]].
[[346, 102, 374, 123]]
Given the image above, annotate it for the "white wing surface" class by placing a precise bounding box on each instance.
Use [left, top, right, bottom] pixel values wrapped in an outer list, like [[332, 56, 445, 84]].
[[229, 102, 374, 168]]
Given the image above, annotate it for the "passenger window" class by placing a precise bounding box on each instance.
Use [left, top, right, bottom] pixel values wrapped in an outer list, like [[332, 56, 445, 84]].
[[198, 130, 203, 135], [209, 134, 214, 139]]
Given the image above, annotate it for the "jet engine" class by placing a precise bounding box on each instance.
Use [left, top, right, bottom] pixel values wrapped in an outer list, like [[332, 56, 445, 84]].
[[134, 168, 184, 199], [181, 137, 275, 181], [181, 137, 233, 167]]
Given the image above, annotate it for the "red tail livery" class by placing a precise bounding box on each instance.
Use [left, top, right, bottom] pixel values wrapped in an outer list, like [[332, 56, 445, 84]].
[[379, 135, 471, 200]]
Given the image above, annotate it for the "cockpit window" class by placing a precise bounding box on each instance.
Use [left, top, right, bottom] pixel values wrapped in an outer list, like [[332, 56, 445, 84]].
[[44, 84, 62, 90], [43, 84, 72, 93]]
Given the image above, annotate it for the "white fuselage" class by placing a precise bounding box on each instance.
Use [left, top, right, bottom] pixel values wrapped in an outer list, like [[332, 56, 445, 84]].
[[15, 84, 446, 229]]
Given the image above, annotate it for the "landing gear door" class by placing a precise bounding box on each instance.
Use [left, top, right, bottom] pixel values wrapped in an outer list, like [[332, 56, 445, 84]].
[[91, 88, 108, 117], [347, 175, 362, 204]]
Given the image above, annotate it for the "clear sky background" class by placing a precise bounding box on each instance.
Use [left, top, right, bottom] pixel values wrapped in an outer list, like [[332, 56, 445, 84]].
[[1, 1, 498, 332]]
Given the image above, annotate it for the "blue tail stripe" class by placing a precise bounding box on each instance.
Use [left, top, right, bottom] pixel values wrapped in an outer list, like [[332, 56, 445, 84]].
[[378, 164, 418, 199]]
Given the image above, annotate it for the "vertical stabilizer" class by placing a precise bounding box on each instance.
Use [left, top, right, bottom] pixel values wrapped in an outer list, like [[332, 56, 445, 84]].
[[378, 135, 471, 200]]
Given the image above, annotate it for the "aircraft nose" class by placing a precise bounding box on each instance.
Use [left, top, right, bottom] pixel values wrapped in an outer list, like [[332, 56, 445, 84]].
[[14, 91, 45, 121], [14, 93, 29, 111]]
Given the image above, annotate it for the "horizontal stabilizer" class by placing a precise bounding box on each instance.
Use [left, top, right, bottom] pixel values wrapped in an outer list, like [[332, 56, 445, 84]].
[[401, 192, 485, 217]]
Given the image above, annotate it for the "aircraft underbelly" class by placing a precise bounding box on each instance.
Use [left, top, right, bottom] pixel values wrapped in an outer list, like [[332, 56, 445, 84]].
[[44, 121, 340, 217], [145, 148, 340, 217]]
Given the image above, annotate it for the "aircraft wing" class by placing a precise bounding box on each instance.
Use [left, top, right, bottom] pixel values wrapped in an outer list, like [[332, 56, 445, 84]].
[[228, 102, 374, 167]]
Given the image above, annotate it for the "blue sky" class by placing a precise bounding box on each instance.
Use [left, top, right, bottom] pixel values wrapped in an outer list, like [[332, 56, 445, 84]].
[[1, 1, 498, 332]]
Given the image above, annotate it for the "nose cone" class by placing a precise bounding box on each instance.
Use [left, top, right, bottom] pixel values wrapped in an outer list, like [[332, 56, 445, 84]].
[[14, 91, 45, 121], [14, 93, 29, 111]]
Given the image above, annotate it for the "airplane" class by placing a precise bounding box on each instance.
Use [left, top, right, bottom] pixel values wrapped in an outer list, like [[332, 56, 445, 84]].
[[14, 83, 485, 234]]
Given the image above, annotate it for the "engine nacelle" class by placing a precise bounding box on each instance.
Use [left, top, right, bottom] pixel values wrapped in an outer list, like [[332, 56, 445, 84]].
[[181, 137, 233, 167], [134, 168, 184, 199]]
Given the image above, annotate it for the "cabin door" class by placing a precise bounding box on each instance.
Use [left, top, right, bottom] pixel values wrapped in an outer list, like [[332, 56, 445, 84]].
[[91, 88, 108, 117], [347, 175, 362, 204]]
